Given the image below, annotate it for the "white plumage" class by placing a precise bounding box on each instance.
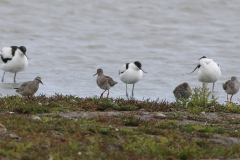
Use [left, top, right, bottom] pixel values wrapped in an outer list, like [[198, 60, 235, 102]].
[[191, 56, 221, 91], [0, 46, 29, 82], [119, 61, 145, 97]]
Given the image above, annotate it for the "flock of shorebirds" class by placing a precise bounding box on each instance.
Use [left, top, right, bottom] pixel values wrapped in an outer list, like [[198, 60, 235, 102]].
[[0, 46, 239, 104], [174, 56, 240, 105]]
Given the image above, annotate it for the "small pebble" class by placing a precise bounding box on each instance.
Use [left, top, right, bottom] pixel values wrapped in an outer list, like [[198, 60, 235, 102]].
[[109, 125, 118, 131], [156, 113, 166, 117], [9, 133, 19, 139], [49, 155, 53, 160], [0, 124, 7, 133], [200, 112, 205, 115], [31, 115, 41, 120], [71, 99, 76, 102]]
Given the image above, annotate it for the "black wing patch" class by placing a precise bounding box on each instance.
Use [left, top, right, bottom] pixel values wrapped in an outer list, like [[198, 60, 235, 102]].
[[1, 56, 12, 63], [119, 63, 129, 74], [11, 46, 18, 57]]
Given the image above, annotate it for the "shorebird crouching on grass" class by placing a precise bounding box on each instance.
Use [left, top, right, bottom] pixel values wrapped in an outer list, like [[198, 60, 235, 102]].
[[94, 68, 117, 98], [173, 82, 191, 99], [15, 76, 43, 97]]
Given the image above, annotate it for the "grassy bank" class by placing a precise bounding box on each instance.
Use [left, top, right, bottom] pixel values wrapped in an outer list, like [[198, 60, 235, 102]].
[[0, 87, 240, 159]]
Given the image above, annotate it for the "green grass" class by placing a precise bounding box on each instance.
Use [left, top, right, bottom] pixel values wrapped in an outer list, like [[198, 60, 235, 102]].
[[0, 110, 240, 159], [0, 86, 237, 114], [0, 94, 175, 114], [0, 86, 239, 159]]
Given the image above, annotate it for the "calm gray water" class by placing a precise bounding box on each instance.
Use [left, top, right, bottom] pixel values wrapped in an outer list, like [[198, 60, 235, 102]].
[[0, 0, 240, 104]]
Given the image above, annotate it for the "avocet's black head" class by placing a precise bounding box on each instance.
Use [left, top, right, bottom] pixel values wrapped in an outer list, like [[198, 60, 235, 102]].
[[19, 46, 29, 59], [199, 56, 206, 60], [134, 61, 147, 73], [19, 46, 26, 54], [134, 61, 142, 69]]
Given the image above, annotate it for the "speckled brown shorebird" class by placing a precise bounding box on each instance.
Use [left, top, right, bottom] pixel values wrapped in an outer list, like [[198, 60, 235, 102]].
[[173, 82, 191, 99], [223, 76, 240, 104], [93, 68, 117, 98], [14, 76, 43, 97]]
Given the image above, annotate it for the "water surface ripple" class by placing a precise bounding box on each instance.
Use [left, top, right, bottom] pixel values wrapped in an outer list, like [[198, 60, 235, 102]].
[[0, 0, 240, 104]]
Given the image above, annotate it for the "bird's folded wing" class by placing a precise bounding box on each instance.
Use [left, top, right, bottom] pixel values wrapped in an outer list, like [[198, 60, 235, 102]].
[[119, 63, 129, 74], [222, 81, 230, 90], [105, 76, 117, 86], [18, 81, 31, 91]]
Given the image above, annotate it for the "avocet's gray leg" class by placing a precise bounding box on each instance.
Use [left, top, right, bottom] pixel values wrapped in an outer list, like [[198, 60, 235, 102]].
[[14, 73, 17, 83], [126, 83, 128, 97], [212, 82, 215, 91], [2, 72, 5, 82], [132, 84, 135, 97]]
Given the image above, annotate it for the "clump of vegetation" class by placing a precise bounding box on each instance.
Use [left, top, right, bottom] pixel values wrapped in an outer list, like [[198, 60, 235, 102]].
[[175, 86, 229, 114], [0, 95, 177, 114], [0, 88, 240, 159]]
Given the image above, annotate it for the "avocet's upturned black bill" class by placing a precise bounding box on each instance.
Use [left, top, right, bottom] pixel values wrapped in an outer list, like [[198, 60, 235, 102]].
[[191, 56, 207, 73], [191, 56, 221, 91], [0, 46, 29, 83], [190, 64, 200, 73], [119, 61, 146, 97]]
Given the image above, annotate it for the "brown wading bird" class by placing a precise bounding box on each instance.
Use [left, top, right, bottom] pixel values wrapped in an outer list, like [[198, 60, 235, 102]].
[[93, 68, 117, 98], [173, 82, 191, 99], [15, 76, 43, 98], [222, 76, 240, 104]]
